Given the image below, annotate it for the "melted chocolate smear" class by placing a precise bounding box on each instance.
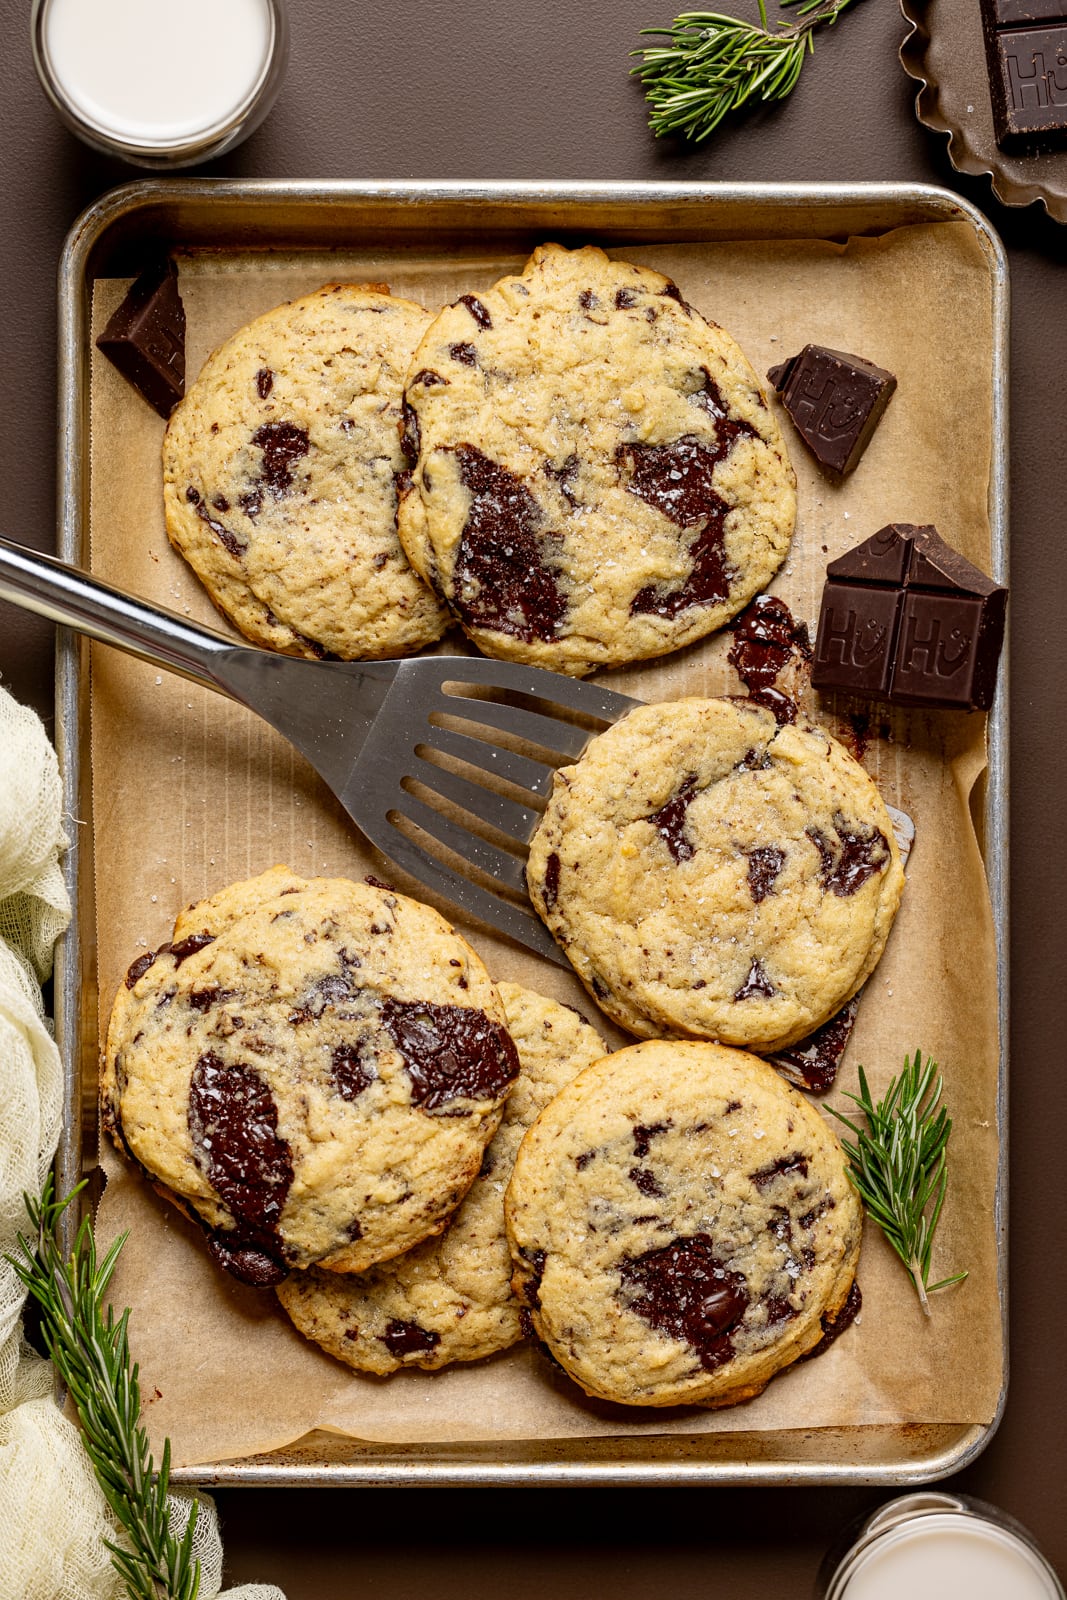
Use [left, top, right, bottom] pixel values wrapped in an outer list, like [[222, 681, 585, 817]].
[[187, 986, 237, 1012], [252, 421, 310, 497], [519, 1246, 547, 1307], [747, 846, 786, 903], [449, 342, 477, 366], [542, 852, 561, 912], [456, 294, 491, 329], [619, 1234, 749, 1372], [288, 951, 363, 1024], [752, 1152, 810, 1190], [544, 453, 580, 505], [187, 486, 247, 560], [807, 812, 890, 897], [412, 368, 448, 388], [693, 372, 759, 436], [799, 1195, 835, 1232], [629, 1167, 664, 1198], [450, 444, 566, 643], [381, 996, 519, 1110], [728, 595, 812, 726], [170, 931, 216, 965], [206, 1234, 288, 1287], [255, 367, 274, 399], [188, 1051, 293, 1282], [125, 950, 157, 989], [624, 425, 751, 617], [645, 773, 700, 862], [847, 711, 872, 762], [633, 1121, 671, 1159], [330, 1042, 376, 1102], [381, 1319, 441, 1359], [772, 1001, 858, 1095], [659, 281, 689, 309], [801, 1280, 862, 1362], [399, 398, 421, 467], [734, 958, 777, 1001]]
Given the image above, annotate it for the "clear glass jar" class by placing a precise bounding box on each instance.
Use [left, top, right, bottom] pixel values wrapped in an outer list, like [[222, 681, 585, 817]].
[[30, 0, 289, 168], [817, 1492, 1065, 1600]]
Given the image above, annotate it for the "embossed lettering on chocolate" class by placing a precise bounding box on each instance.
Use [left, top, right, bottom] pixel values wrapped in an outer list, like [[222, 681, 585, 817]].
[[812, 523, 1008, 710], [766, 344, 896, 479]]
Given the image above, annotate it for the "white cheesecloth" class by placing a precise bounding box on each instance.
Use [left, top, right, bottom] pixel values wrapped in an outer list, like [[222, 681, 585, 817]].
[[0, 685, 285, 1600]]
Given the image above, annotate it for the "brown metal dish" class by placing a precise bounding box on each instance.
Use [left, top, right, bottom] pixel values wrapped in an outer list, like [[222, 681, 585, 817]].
[[899, 0, 1067, 223]]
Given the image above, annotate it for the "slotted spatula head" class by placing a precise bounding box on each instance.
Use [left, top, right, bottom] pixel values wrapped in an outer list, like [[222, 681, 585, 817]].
[[0, 535, 642, 964], [335, 656, 641, 964]]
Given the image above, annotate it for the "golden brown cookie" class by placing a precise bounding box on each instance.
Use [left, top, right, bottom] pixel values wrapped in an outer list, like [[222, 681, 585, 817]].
[[276, 982, 607, 1372], [163, 284, 451, 660], [104, 867, 518, 1285], [526, 698, 904, 1051], [396, 244, 796, 675], [505, 1039, 862, 1408]]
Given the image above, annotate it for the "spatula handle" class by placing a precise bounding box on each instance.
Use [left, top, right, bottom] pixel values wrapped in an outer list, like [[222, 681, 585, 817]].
[[0, 537, 237, 695]]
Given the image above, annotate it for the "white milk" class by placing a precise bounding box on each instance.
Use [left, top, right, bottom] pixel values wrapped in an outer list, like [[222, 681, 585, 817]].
[[841, 1515, 1062, 1600], [43, 0, 273, 144]]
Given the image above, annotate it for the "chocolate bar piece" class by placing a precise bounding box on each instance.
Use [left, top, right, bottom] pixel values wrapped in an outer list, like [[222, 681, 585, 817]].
[[96, 258, 185, 419], [812, 524, 1007, 712], [981, 0, 1067, 149], [766, 345, 895, 480]]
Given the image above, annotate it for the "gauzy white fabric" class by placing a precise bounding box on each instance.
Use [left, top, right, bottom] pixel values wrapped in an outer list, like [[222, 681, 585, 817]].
[[0, 686, 285, 1600]]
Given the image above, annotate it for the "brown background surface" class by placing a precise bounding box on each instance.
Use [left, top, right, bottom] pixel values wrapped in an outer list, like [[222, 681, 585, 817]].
[[0, 0, 1063, 1592]]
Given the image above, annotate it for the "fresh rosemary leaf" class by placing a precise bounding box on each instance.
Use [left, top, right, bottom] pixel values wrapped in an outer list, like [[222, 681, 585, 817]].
[[7, 1178, 201, 1600], [632, 0, 862, 143], [830, 1051, 968, 1314]]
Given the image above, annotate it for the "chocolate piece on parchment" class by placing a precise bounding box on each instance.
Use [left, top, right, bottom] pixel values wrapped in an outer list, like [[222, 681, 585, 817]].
[[812, 523, 1007, 712], [766, 344, 895, 479], [96, 257, 185, 419]]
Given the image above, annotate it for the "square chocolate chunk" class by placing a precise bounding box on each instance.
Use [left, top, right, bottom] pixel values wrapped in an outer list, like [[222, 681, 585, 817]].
[[981, 0, 1067, 148], [766, 345, 896, 480], [814, 582, 901, 698], [813, 523, 1007, 712], [96, 257, 185, 419]]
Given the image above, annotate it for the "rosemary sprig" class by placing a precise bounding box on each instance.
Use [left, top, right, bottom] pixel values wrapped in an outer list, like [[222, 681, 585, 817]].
[[632, 0, 862, 142], [830, 1051, 967, 1315], [7, 1179, 200, 1600]]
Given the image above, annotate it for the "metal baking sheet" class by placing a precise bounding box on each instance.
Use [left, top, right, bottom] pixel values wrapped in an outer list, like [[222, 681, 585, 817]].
[[53, 179, 1009, 1487]]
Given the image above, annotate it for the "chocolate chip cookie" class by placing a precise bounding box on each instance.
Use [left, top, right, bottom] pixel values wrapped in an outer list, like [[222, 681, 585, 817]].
[[163, 284, 451, 660], [396, 244, 796, 676], [103, 867, 518, 1287], [527, 698, 904, 1050], [276, 982, 607, 1372], [505, 1039, 862, 1408]]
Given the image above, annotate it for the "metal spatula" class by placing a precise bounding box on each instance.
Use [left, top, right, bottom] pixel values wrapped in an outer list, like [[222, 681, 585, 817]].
[[0, 538, 639, 965]]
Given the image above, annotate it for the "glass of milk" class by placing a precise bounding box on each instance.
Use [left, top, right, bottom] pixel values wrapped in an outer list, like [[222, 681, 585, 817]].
[[819, 1493, 1064, 1600], [31, 0, 289, 167]]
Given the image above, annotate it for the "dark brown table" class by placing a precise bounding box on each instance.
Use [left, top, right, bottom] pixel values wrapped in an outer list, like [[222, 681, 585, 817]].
[[2, 0, 1064, 1592]]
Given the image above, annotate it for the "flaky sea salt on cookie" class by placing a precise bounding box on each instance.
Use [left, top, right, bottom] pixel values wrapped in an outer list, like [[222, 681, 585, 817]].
[[276, 982, 607, 1372], [163, 284, 451, 660], [505, 1039, 862, 1409], [103, 868, 517, 1286], [396, 243, 796, 676], [527, 698, 904, 1050]]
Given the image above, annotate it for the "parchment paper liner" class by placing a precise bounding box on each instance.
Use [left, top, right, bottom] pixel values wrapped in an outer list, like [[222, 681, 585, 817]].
[[88, 224, 1002, 1467]]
